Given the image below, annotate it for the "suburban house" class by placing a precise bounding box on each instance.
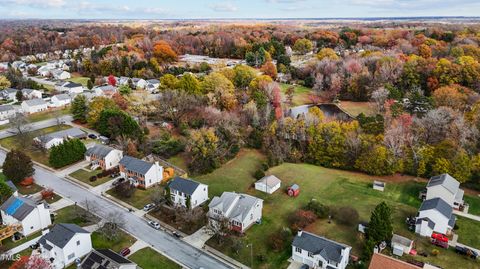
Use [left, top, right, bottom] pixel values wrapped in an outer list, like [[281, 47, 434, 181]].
[[391, 234, 414, 256], [21, 88, 43, 99], [132, 78, 147, 89], [85, 144, 123, 171], [208, 192, 263, 233], [52, 69, 72, 80], [21, 98, 48, 114], [0, 105, 16, 121], [368, 253, 419, 269], [34, 127, 87, 149], [51, 94, 72, 107], [291, 231, 351, 269], [119, 156, 163, 189], [254, 175, 281, 194], [39, 223, 92, 269], [167, 177, 209, 209], [0, 88, 18, 100], [56, 81, 85, 94], [415, 197, 456, 237], [0, 195, 51, 236], [94, 85, 117, 97], [38, 65, 53, 76], [424, 174, 464, 210], [80, 249, 137, 269]]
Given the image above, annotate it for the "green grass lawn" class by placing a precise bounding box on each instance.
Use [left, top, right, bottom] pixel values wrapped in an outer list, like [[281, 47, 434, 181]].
[[0, 124, 71, 166], [455, 216, 480, 250], [279, 83, 312, 106], [69, 168, 112, 187], [464, 195, 480, 216], [167, 154, 189, 172], [337, 101, 375, 117], [91, 230, 135, 252], [106, 185, 161, 209], [128, 247, 181, 269], [27, 107, 70, 123], [68, 76, 90, 87], [1, 230, 42, 250], [54, 205, 100, 227], [198, 148, 476, 269]]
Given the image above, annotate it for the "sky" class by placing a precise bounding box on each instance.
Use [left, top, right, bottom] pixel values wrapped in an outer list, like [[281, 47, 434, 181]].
[[0, 0, 480, 20]]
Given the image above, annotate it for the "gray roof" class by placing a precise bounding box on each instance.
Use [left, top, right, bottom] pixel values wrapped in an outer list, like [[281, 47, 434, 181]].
[[85, 144, 116, 158], [63, 81, 82, 88], [147, 79, 160, 84], [2, 88, 17, 94], [292, 231, 349, 263], [119, 156, 154, 175], [168, 177, 202, 195], [37, 127, 86, 144], [96, 85, 117, 92], [256, 175, 281, 188], [40, 223, 89, 248], [416, 217, 435, 229], [209, 192, 262, 223], [53, 93, 71, 101], [21, 88, 36, 94], [0, 105, 14, 112], [427, 174, 460, 195], [0, 195, 37, 221], [419, 198, 453, 219], [23, 98, 47, 106]]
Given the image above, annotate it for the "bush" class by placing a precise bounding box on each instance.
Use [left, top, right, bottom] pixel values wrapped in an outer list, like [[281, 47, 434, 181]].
[[269, 228, 292, 251], [334, 206, 359, 226], [89, 176, 97, 182], [431, 249, 440, 256], [288, 210, 317, 231], [254, 169, 265, 180], [261, 162, 269, 171], [304, 200, 330, 218], [49, 139, 87, 168]]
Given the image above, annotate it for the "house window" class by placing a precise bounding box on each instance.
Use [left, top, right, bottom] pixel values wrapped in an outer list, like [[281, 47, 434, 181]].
[[67, 253, 75, 260], [308, 252, 313, 258], [76, 240, 80, 246], [319, 261, 323, 267], [295, 247, 302, 253]]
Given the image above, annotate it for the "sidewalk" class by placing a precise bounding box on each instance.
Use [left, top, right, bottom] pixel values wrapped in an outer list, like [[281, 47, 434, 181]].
[[453, 210, 480, 222], [126, 239, 149, 257]]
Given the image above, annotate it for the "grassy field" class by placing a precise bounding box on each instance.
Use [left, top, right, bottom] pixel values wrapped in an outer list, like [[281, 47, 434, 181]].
[[279, 83, 312, 106], [54, 205, 100, 227], [464, 195, 480, 216], [337, 101, 375, 117], [107, 185, 162, 209], [128, 247, 181, 269], [69, 168, 112, 187], [91, 230, 135, 252], [197, 149, 479, 269], [455, 216, 480, 249], [67, 76, 90, 87], [0, 124, 71, 166]]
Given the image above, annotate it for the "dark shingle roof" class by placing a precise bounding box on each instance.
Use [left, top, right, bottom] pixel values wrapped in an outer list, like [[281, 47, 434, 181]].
[[427, 174, 460, 195], [63, 81, 82, 88], [80, 249, 134, 269], [168, 177, 201, 195], [85, 144, 116, 158], [119, 156, 153, 175], [37, 127, 86, 144], [40, 223, 89, 248], [416, 217, 435, 229], [96, 249, 133, 264], [292, 231, 349, 263], [0, 195, 37, 221], [449, 215, 456, 228], [419, 198, 453, 219]]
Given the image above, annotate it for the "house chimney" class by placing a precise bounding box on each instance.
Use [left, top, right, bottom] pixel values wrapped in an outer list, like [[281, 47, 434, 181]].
[[298, 230, 303, 237], [374, 246, 379, 254]]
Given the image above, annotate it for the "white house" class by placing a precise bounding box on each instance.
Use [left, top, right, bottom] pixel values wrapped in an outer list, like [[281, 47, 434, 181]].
[[291, 231, 351, 269], [0, 88, 18, 100], [425, 174, 464, 210], [391, 234, 414, 256], [119, 156, 163, 189], [80, 249, 137, 269], [51, 94, 72, 107], [39, 223, 92, 269], [0, 105, 16, 121], [415, 198, 456, 237], [52, 69, 71, 80], [85, 144, 123, 171], [146, 79, 160, 91], [55, 81, 85, 94], [22, 89, 43, 99], [21, 99, 48, 114], [208, 192, 263, 233], [0, 195, 51, 236], [34, 127, 87, 149], [255, 175, 281, 194], [167, 177, 209, 209], [132, 78, 147, 89], [38, 65, 53, 77], [94, 85, 117, 97]]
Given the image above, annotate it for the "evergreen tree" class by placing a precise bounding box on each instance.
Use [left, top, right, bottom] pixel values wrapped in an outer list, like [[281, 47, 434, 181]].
[[71, 95, 88, 123], [49, 139, 87, 168], [87, 79, 93, 90], [363, 202, 393, 261], [3, 150, 34, 183]]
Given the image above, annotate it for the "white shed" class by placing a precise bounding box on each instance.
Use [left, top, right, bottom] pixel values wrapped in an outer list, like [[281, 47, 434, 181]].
[[255, 175, 281, 194]]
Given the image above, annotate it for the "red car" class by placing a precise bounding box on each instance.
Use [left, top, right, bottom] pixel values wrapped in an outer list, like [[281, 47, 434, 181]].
[[119, 248, 131, 257]]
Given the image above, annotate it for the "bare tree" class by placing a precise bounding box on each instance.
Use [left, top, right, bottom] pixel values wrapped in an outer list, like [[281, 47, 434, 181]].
[[207, 216, 233, 245], [154, 90, 201, 126], [100, 211, 126, 240], [10, 113, 32, 148]]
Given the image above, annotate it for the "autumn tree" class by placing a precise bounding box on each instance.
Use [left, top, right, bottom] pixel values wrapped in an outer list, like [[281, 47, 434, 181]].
[[71, 94, 88, 123], [432, 85, 470, 111], [177, 73, 201, 95], [154, 90, 200, 126], [0, 75, 11, 89], [3, 150, 34, 183], [233, 65, 257, 89], [107, 75, 117, 86], [153, 41, 178, 64], [201, 72, 237, 110], [187, 127, 220, 174], [86, 97, 118, 127], [159, 74, 179, 90], [292, 38, 313, 54], [317, 48, 339, 61], [261, 61, 278, 80]]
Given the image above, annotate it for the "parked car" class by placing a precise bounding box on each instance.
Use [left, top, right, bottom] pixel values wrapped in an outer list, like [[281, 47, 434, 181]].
[[119, 247, 131, 257], [455, 246, 478, 259], [143, 203, 155, 211], [88, 134, 98, 139], [148, 220, 160, 230], [172, 231, 182, 238]]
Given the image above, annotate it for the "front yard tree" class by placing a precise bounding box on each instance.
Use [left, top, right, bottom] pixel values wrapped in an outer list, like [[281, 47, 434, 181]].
[[71, 94, 88, 123], [3, 150, 34, 183], [86, 97, 117, 127]]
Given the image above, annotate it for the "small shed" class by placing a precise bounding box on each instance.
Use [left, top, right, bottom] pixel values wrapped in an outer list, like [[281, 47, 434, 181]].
[[391, 234, 414, 256], [373, 180, 385, 192], [358, 222, 368, 234], [287, 184, 300, 197], [255, 175, 281, 194]]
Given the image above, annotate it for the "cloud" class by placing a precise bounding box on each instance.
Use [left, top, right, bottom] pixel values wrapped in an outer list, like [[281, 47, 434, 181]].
[[210, 2, 238, 12], [0, 0, 66, 8], [348, 0, 479, 10]]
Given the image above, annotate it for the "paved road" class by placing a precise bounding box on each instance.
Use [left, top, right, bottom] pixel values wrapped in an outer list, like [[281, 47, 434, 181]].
[[0, 115, 73, 139], [0, 151, 234, 269]]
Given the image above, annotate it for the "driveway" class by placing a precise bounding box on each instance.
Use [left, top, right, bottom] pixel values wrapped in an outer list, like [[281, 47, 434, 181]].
[[184, 226, 214, 248]]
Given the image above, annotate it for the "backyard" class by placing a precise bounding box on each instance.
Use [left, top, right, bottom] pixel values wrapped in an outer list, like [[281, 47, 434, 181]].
[[279, 83, 312, 106], [337, 101, 375, 117], [91, 230, 135, 252], [106, 185, 163, 209], [197, 149, 480, 269], [26, 107, 70, 123], [67, 76, 90, 87], [128, 247, 181, 269], [69, 168, 112, 187]]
